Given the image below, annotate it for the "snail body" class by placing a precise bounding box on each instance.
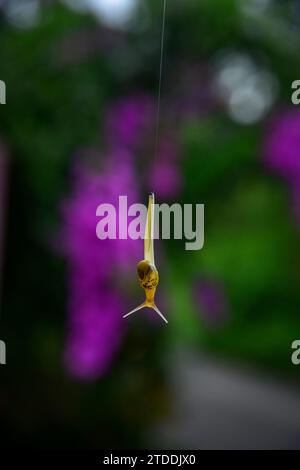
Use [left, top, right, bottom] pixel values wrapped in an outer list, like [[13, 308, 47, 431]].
[[123, 194, 168, 324], [137, 260, 159, 306]]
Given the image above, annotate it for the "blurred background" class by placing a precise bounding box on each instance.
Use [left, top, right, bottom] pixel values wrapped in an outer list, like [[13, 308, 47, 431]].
[[1, 0, 300, 450]]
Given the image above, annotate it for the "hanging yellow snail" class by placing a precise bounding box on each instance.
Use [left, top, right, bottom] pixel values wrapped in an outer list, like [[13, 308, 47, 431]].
[[123, 1, 168, 325], [123, 193, 168, 324]]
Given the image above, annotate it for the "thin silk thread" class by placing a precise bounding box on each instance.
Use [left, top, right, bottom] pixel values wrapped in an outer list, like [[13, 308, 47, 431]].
[[154, 0, 167, 164]]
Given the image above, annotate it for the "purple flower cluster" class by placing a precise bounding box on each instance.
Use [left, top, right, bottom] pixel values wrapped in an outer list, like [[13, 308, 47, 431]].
[[105, 93, 155, 152], [264, 109, 300, 180], [62, 158, 140, 380], [263, 108, 300, 223]]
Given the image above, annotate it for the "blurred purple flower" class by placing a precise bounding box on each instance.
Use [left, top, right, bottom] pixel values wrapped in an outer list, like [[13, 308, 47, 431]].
[[61, 155, 139, 276], [263, 108, 300, 225], [64, 287, 124, 380], [106, 93, 155, 152], [263, 108, 300, 181], [149, 137, 182, 198], [61, 155, 140, 380], [194, 278, 228, 327]]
